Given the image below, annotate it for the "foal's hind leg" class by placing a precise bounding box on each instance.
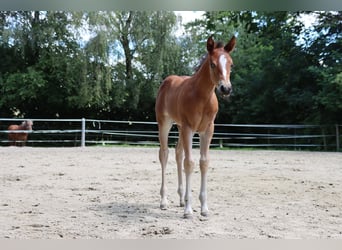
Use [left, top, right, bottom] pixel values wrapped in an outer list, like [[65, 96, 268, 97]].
[[176, 126, 185, 207], [158, 119, 173, 210]]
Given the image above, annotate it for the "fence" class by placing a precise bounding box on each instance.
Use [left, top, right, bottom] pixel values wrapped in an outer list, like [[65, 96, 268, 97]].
[[0, 118, 341, 151]]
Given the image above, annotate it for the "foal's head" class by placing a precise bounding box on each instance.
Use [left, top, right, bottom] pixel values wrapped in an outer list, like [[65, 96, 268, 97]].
[[22, 120, 33, 130], [207, 35, 236, 97]]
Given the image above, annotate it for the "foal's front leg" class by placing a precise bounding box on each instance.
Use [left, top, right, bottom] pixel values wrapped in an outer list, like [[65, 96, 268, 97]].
[[182, 126, 195, 219], [158, 121, 172, 210], [199, 123, 214, 217], [175, 133, 185, 207]]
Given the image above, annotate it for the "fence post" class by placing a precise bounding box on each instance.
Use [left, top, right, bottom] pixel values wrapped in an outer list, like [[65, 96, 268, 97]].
[[336, 124, 340, 152], [322, 127, 327, 151], [81, 118, 86, 147]]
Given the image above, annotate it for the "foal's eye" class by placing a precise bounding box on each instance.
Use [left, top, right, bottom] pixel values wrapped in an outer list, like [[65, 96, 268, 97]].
[[210, 62, 216, 69]]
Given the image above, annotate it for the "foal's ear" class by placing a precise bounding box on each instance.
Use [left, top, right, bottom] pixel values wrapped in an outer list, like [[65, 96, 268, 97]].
[[224, 36, 236, 53], [207, 35, 215, 54]]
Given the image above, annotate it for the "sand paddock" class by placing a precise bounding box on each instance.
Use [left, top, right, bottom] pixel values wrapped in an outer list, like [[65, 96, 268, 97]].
[[1, 146, 342, 239]]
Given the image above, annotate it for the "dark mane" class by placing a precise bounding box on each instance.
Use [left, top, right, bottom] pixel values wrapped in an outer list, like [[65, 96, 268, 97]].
[[194, 41, 224, 72]]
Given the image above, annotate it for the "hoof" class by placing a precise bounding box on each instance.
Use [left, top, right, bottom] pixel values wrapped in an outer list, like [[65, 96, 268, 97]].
[[180, 201, 185, 207], [201, 211, 209, 217], [160, 204, 167, 210], [183, 213, 193, 219]]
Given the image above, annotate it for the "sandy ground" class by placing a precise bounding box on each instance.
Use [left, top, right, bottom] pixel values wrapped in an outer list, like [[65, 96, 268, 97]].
[[1, 146, 342, 239]]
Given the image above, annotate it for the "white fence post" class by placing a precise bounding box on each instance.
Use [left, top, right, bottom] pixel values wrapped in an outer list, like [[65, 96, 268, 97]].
[[81, 118, 86, 147]]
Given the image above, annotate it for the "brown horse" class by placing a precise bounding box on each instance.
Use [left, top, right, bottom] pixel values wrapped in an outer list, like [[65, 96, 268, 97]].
[[8, 120, 33, 146], [155, 35, 236, 218]]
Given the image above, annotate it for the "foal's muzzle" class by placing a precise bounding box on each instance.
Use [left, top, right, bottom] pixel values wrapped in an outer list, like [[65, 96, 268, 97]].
[[219, 84, 232, 96], [217, 82, 232, 97]]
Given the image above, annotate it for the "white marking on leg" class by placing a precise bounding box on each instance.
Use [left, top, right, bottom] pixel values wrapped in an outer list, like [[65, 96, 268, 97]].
[[184, 159, 194, 218], [176, 136, 185, 207], [199, 159, 209, 216], [158, 120, 172, 210], [198, 125, 214, 217], [182, 127, 194, 219], [159, 148, 168, 209]]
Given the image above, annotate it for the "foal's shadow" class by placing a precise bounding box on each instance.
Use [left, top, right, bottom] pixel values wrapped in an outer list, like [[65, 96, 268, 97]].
[[91, 201, 184, 222]]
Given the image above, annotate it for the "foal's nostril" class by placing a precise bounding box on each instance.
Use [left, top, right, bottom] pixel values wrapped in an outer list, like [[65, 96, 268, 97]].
[[220, 85, 232, 95], [219, 85, 225, 92]]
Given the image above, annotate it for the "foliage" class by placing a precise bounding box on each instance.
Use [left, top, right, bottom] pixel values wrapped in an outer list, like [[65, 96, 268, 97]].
[[184, 11, 341, 125], [0, 11, 341, 125]]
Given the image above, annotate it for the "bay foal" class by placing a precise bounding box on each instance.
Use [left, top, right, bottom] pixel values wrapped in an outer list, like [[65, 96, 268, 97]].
[[155, 35, 236, 218]]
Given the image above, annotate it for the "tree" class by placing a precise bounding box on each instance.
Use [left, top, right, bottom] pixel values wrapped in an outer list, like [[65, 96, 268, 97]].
[[309, 11, 342, 124], [0, 11, 188, 120], [2, 11, 339, 125], [85, 11, 182, 119], [184, 11, 332, 125], [0, 11, 86, 118]]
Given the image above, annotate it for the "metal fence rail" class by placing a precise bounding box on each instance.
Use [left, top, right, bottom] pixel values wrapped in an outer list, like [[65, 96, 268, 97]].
[[0, 118, 340, 151]]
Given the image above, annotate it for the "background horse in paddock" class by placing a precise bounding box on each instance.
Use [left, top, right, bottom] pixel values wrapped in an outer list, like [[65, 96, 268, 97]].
[[8, 120, 33, 146], [155, 35, 236, 218]]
